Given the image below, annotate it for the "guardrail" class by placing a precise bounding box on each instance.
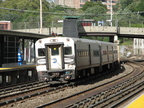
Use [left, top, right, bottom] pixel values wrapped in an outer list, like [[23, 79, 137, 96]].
[[15, 26, 144, 37]]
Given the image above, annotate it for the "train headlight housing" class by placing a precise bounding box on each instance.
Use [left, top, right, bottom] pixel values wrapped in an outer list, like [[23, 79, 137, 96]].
[[65, 70, 73, 81], [37, 59, 46, 64], [68, 64, 74, 68], [64, 75, 71, 80]]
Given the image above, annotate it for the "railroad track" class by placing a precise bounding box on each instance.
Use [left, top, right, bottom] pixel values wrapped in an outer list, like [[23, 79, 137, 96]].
[[0, 65, 120, 108], [0, 81, 51, 105], [36, 61, 144, 108], [0, 81, 48, 95], [0, 81, 75, 107], [1, 61, 142, 108]]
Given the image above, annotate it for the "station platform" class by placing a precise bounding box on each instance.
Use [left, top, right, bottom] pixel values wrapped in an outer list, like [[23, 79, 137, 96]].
[[0, 63, 36, 72], [0, 63, 37, 86], [120, 92, 144, 108], [126, 93, 144, 108]]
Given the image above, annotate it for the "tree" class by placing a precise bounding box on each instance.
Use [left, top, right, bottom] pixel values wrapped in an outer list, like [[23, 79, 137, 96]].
[[81, 1, 107, 22], [134, 0, 144, 16], [0, 0, 50, 10], [113, 0, 143, 13], [81, 1, 106, 11], [0, 0, 50, 22], [81, 1, 96, 11], [119, 0, 134, 10], [112, 0, 144, 27]]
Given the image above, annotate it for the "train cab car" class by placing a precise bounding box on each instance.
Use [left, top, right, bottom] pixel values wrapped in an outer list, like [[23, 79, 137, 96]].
[[35, 37, 119, 82], [35, 37, 76, 81]]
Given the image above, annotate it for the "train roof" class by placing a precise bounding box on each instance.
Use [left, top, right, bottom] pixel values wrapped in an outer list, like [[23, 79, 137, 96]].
[[38, 36, 116, 45]]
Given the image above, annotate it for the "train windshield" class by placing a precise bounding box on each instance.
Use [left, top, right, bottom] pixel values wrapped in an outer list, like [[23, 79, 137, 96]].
[[38, 48, 45, 56], [64, 47, 72, 55], [51, 47, 59, 56]]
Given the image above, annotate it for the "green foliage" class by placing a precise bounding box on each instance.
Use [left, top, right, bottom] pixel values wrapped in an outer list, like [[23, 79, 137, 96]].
[[0, 0, 50, 23], [81, 1, 107, 22], [113, 0, 144, 27], [0, 0, 50, 10], [50, 5, 65, 12], [81, 1, 96, 11], [114, 0, 144, 16], [81, 36, 109, 42], [134, 0, 144, 16], [119, 38, 133, 46], [81, 1, 106, 11], [0, 0, 76, 25], [1, 0, 144, 28], [119, 0, 134, 10]]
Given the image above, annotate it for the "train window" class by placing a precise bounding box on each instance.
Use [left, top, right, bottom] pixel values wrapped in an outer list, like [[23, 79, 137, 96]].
[[64, 47, 72, 55], [93, 51, 99, 57], [51, 47, 59, 55], [38, 48, 45, 56], [87, 51, 89, 56], [77, 50, 89, 57], [103, 51, 107, 55], [109, 51, 112, 54]]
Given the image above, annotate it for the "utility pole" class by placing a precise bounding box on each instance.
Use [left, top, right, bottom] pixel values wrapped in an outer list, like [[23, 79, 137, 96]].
[[63, 0, 65, 6], [40, 0, 43, 34], [110, 0, 113, 26]]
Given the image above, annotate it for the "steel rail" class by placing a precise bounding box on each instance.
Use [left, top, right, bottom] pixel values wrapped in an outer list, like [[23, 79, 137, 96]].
[[0, 65, 120, 107], [66, 62, 144, 108], [0, 81, 48, 96], [36, 64, 134, 108]]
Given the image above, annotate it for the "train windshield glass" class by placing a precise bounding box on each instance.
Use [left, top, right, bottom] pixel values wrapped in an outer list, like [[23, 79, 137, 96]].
[[64, 47, 72, 55], [51, 47, 59, 55], [38, 48, 45, 56]]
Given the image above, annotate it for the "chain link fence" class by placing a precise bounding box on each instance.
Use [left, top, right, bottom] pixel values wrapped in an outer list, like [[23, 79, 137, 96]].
[[11, 19, 144, 30]]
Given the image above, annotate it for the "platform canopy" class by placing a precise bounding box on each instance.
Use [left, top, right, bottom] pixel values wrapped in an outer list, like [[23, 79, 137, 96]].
[[0, 30, 49, 39]]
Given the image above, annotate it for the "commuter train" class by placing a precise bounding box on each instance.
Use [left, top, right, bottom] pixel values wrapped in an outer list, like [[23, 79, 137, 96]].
[[35, 37, 119, 82]]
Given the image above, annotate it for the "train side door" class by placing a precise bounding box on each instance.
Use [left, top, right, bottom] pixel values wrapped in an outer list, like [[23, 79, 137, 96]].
[[45, 43, 64, 70]]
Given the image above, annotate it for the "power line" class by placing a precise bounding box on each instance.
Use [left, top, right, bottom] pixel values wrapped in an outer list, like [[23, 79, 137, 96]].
[[0, 7, 67, 15], [0, 7, 144, 16]]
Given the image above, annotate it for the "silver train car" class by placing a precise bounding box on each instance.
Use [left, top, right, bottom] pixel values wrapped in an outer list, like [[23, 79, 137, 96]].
[[35, 37, 119, 82]]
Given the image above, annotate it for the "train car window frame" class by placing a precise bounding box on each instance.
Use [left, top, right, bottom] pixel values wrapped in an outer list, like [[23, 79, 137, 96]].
[[64, 47, 72, 55], [93, 50, 99, 57], [38, 48, 45, 56], [103, 50, 107, 55], [51, 47, 59, 56], [78, 50, 89, 57]]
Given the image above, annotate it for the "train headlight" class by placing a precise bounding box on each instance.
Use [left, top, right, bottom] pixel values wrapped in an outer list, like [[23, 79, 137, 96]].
[[68, 64, 74, 68], [64, 75, 71, 80], [37, 59, 46, 64], [65, 71, 72, 80], [44, 77, 49, 82]]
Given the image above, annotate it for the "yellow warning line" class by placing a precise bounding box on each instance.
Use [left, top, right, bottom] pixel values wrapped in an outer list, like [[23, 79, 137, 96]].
[[0, 65, 35, 70], [126, 94, 144, 108]]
